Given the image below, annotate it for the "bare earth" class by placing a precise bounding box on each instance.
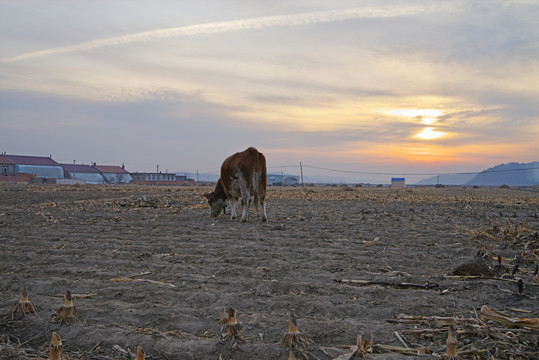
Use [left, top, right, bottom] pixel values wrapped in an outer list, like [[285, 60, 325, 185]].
[[1, 184, 538, 360]]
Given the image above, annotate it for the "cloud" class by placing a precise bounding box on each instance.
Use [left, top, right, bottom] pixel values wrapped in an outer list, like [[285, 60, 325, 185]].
[[2, 4, 449, 63]]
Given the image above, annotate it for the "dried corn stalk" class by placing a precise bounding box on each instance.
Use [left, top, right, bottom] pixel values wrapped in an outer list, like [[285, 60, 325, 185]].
[[334, 333, 374, 359], [358, 333, 374, 357], [134, 346, 145, 360], [51, 290, 81, 325], [439, 326, 462, 359], [493, 255, 509, 276], [282, 314, 310, 350], [480, 305, 539, 329], [218, 307, 244, 342], [10, 287, 37, 319], [49, 332, 69, 360]]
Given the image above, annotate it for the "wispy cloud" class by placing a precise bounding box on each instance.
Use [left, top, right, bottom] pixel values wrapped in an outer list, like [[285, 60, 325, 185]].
[[2, 4, 448, 63]]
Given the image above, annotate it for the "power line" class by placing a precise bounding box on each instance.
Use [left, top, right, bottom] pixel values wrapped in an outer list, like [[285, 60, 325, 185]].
[[289, 164, 539, 177], [268, 165, 300, 169]]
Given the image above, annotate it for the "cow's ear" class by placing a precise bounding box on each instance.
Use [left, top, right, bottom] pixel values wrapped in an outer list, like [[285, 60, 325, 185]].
[[203, 191, 214, 200]]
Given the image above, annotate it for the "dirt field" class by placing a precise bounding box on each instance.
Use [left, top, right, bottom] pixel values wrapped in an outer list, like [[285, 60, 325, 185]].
[[1, 184, 538, 360]]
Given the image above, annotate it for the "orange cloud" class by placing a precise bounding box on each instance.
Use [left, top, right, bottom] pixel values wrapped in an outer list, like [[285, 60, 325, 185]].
[[341, 140, 529, 169]]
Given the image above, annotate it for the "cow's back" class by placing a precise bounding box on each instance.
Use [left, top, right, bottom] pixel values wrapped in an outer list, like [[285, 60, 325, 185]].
[[221, 147, 266, 195], [215, 147, 267, 222]]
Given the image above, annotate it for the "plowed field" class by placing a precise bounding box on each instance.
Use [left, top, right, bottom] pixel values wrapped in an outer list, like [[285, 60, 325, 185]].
[[1, 185, 538, 359]]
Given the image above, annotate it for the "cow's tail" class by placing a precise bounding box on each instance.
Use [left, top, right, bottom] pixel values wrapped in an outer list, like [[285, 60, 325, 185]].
[[252, 150, 267, 212], [258, 151, 267, 209]]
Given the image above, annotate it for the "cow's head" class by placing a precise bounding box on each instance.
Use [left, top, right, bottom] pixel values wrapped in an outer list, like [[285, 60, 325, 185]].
[[203, 191, 226, 217]]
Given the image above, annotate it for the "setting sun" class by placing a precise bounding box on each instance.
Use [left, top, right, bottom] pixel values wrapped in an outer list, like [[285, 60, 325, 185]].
[[421, 117, 436, 125], [415, 127, 446, 140]]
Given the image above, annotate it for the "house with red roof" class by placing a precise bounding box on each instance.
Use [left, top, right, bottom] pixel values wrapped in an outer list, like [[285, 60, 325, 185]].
[[60, 163, 106, 184], [0, 155, 33, 183], [93, 164, 133, 184], [0, 154, 64, 182], [0, 154, 15, 175]]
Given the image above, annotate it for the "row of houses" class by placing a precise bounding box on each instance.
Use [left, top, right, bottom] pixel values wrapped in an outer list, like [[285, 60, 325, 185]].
[[0, 154, 194, 185]]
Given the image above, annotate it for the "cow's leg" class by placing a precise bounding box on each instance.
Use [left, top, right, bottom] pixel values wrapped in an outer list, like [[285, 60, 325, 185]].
[[259, 195, 267, 222], [238, 176, 250, 222], [240, 194, 251, 222], [228, 199, 237, 220]]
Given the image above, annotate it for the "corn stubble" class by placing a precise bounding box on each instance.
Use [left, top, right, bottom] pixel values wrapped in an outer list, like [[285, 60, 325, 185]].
[[10, 287, 38, 319], [134, 346, 145, 360], [51, 290, 81, 325], [282, 314, 310, 349], [49, 332, 69, 360], [219, 307, 244, 342], [439, 326, 462, 360]]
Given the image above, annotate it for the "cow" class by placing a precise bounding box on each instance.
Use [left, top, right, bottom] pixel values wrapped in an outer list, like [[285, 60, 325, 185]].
[[204, 147, 267, 222]]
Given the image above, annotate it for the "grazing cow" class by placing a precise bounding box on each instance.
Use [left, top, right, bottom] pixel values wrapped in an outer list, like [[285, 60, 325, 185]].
[[204, 147, 267, 222]]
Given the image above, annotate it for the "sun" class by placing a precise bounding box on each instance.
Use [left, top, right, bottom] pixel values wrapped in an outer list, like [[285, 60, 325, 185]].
[[421, 117, 436, 125], [381, 107, 449, 140], [415, 127, 446, 140]]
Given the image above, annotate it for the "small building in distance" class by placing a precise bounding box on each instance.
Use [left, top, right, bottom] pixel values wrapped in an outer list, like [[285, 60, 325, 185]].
[[391, 177, 406, 188], [0, 154, 15, 175], [93, 164, 133, 184], [0, 154, 35, 183], [61, 163, 106, 184], [0, 154, 64, 182], [268, 173, 300, 186], [131, 172, 195, 185]]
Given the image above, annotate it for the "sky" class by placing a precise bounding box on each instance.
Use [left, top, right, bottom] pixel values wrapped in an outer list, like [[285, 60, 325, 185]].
[[1, 0, 538, 183]]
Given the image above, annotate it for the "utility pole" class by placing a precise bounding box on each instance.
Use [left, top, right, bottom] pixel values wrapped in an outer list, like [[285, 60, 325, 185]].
[[196, 169, 200, 183], [156, 164, 159, 186], [300, 162, 304, 187]]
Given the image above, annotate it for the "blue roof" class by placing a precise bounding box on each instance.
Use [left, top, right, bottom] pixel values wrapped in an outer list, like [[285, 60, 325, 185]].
[[391, 178, 405, 181]]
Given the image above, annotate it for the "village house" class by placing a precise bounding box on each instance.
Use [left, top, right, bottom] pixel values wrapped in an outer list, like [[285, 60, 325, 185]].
[[61, 163, 106, 184], [1, 153, 196, 185], [0, 154, 64, 183], [391, 177, 406, 188], [92, 164, 133, 184], [0, 154, 14, 175]]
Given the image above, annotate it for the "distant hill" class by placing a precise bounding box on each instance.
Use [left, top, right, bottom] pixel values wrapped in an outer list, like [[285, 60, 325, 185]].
[[466, 162, 539, 186], [415, 162, 539, 186]]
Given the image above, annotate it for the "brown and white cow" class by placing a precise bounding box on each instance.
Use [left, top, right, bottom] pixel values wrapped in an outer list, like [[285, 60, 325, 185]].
[[204, 147, 267, 222]]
